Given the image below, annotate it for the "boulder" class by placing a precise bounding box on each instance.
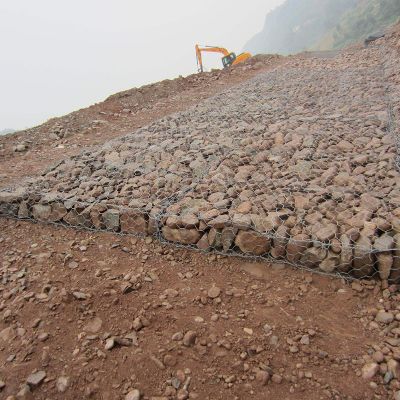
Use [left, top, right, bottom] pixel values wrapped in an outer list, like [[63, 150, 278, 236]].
[[374, 234, 394, 280], [235, 230, 271, 256], [162, 226, 201, 245], [353, 236, 375, 278], [287, 234, 311, 263], [271, 225, 289, 258], [221, 227, 238, 252], [300, 246, 327, 269], [103, 209, 120, 231], [319, 251, 340, 273], [120, 211, 147, 235], [338, 234, 353, 273]]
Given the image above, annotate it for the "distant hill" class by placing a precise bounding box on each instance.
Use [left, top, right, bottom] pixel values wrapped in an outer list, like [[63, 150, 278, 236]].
[[0, 128, 17, 136], [315, 0, 400, 50], [245, 0, 400, 55]]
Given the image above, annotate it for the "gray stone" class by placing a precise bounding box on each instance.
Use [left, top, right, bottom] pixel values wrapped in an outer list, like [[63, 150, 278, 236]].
[[103, 209, 120, 231], [26, 370, 46, 387]]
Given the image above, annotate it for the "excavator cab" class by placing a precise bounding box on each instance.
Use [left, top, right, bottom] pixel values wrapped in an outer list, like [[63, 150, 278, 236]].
[[222, 52, 237, 68]]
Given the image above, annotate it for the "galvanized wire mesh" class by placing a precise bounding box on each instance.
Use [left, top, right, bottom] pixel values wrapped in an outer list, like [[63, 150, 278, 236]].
[[1, 41, 399, 281]]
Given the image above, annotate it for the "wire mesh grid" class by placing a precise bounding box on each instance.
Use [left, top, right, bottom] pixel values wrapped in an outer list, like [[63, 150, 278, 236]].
[[1, 42, 399, 282]]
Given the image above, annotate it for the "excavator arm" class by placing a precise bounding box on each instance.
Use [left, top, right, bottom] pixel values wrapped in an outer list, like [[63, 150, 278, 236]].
[[195, 45, 231, 73]]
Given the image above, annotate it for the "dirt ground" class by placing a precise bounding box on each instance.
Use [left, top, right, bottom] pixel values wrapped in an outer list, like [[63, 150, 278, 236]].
[[1, 41, 399, 399], [0, 219, 385, 400]]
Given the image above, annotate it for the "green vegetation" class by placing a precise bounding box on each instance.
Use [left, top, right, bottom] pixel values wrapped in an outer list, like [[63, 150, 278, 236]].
[[316, 0, 400, 50], [245, 0, 400, 55]]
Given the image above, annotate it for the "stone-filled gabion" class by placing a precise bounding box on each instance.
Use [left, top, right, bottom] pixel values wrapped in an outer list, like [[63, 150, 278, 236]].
[[1, 37, 400, 281]]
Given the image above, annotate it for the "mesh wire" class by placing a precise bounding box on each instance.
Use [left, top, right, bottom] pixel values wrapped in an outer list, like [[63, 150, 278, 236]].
[[1, 41, 399, 281]]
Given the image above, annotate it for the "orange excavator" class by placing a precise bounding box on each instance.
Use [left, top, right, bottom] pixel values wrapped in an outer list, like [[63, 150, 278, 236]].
[[195, 44, 251, 73]]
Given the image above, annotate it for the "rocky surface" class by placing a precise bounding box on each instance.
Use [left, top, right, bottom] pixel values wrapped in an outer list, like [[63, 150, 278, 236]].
[[1, 28, 399, 280], [0, 55, 282, 188]]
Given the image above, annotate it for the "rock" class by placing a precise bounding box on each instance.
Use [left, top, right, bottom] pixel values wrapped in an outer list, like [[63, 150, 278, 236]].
[[125, 389, 141, 400], [132, 317, 143, 331], [271, 374, 282, 384], [271, 225, 289, 258], [162, 226, 201, 245], [177, 389, 189, 400], [72, 291, 87, 300], [26, 370, 46, 387], [83, 317, 103, 333], [15, 143, 27, 152], [208, 214, 230, 229], [362, 362, 379, 380], [336, 140, 353, 151], [300, 246, 327, 269], [17, 384, 32, 399], [56, 376, 69, 393], [375, 310, 394, 324], [251, 213, 281, 232], [183, 331, 197, 347], [207, 286, 221, 299], [353, 236, 374, 278], [0, 379, 5, 390], [197, 233, 210, 251], [64, 209, 90, 227], [388, 359, 400, 379], [374, 234, 394, 280], [0, 326, 15, 342], [391, 233, 400, 283], [256, 370, 270, 385], [319, 251, 339, 273], [121, 282, 134, 294], [18, 201, 30, 218], [105, 338, 115, 350], [31, 204, 51, 221], [287, 234, 310, 263], [120, 211, 147, 234], [221, 227, 237, 251], [31, 203, 67, 222], [339, 234, 352, 272], [103, 209, 120, 231], [232, 213, 251, 230], [235, 230, 271, 256], [163, 354, 177, 367], [172, 332, 183, 341], [314, 223, 338, 242], [208, 228, 222, 249]]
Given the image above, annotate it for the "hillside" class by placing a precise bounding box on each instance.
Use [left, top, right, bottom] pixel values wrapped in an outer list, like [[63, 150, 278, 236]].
[[0, 17, 400, 400], [245, 0, 400, 54], [315, 0, 400, 50]]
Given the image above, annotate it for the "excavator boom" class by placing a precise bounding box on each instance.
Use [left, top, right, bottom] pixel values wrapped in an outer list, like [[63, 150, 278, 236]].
[[195, 45, 230, 73]]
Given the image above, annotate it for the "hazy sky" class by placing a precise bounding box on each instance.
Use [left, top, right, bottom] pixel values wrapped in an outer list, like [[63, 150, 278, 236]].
[[0, 0, 284, 130]]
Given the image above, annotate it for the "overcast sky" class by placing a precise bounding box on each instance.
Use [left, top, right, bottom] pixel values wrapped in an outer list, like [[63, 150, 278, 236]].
[[0, 0, 284, 131]]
